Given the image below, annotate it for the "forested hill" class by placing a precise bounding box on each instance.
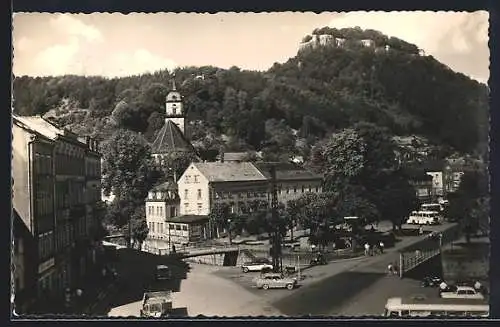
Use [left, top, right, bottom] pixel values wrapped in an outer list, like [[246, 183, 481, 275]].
[[13, 27, 489, 159]]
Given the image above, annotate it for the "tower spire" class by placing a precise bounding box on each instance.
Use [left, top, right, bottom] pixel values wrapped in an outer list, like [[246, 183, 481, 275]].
[[171, 73, 176, 91]]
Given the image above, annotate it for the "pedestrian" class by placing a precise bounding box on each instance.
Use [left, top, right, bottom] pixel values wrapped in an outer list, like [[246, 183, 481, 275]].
[[379, 241, 385, 253], [419, 226, 423, 235], [439, 281, 448, 291], [364, 243, 370, 256], [387, 263, 393, 275], [474, 280, 482, 291]]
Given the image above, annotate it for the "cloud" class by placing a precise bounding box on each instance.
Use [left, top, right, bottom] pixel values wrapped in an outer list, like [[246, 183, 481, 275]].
[[33, 37, 83, 76], [101, 49, 178, 77], [49, 14, 103, 42], [14, 14, 176, 77]]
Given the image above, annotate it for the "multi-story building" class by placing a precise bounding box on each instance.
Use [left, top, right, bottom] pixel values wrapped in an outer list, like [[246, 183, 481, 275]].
[[253, 162, 323, 206], [426, 171, 444, 197], [177, 162, 323, 216], [12, 116, 57, 311], [12, 115, 102, 312], [178, 162, 269, 216], [143, 180, 179, 254]]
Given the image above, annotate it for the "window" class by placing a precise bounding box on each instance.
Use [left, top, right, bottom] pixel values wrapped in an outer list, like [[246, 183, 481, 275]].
[[152, 223, 155, 233], [169, 224, 175, 230], [301, 186, 305, 193], [197, 189, 202, 200], [182, 225, 188, 231], [184, 189, 188, 199], [315, 186, 319, 192], [172, 107, 177, 115], [194, 175, 198, 183], [160, 223, 163, 234], [176, 225, 181, 231], [159, 206, 163, 216], [294, 186, 297, 193], [286, 187, 290, 194], [197, 203, 202, 214], [170, 207, 176, 217]]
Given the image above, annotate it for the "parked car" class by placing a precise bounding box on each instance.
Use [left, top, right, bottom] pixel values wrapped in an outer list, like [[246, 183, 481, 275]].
[[242, 259, 273, 273], [421, 276, 443, 287], [255, 273, 297, 290], [440, 286, 485, 300], [310, 253, 327, 266]]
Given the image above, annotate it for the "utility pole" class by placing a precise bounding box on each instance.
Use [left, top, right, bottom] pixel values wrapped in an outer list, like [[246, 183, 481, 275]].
[[269, 165, 282, 273]]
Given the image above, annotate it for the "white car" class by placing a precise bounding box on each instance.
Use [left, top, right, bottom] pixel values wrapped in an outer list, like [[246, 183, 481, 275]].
[[242, 260, 273, 273], [440, 286, 485, 300]]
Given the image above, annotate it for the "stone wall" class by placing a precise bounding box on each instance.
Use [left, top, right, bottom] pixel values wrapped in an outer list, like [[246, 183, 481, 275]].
[[184, 250, 254, 267]]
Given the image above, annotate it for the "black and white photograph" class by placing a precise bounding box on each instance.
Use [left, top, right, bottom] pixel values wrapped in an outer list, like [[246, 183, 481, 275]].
[[11, 11, 490, 318]]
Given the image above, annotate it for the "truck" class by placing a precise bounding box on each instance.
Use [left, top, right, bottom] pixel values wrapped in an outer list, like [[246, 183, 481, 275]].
[[140, 291, 173, 318], [440, 285, 485, 300]]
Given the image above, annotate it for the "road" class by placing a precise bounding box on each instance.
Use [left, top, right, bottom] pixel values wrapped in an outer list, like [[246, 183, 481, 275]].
[[221, 223, 458, 317], [102, 222, 457, 318], [105, 249, 283, 317]]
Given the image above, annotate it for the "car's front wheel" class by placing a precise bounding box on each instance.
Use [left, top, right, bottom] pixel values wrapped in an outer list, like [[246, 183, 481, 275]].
[[262, 284, 269, 290], [286, 283, 294, 290], [243, 267, 249, 273]]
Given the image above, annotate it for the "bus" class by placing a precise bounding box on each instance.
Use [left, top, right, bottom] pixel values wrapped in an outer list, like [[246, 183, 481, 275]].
[[384, 296, 489, 318], [406, 211, 442, 225], [421, 203, 443, 212]]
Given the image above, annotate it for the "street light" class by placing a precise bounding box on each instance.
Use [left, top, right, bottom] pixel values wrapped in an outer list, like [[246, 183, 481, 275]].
[[227, 218, 232, 245]]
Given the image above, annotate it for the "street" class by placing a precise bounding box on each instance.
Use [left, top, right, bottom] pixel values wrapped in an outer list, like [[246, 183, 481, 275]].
[[100, 222, 463, 318]]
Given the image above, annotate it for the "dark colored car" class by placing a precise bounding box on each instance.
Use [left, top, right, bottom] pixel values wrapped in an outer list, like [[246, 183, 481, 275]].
[[421, 276, 443, 287], [310, 253, 327, 266]]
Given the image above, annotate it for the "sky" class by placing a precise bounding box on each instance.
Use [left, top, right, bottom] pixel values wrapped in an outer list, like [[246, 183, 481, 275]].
[[12, 11, 489, 83]]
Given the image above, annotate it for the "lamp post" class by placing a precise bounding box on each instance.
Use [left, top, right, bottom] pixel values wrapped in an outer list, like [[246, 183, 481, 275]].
[[227, 218, 232, 245], [168, 222, 172, 253]]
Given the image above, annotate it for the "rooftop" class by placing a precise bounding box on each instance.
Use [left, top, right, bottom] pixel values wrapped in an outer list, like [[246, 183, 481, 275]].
[[194, 162, 267, 183], [151, 180, 178, 191], [13, 115, 83, 145], [253, 162, 323, 181], [151, 120, 195, 154], [13, 115, 64, 140], [165, 215, 209, 224]]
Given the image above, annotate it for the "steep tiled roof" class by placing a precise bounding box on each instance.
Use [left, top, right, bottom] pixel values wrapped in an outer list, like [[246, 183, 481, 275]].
[[253, 162, 323, 181], [151, 120, 194, 154], [13, 115, 64, 140], [194, 162, 267, 182], [152, 180, 178, 191]]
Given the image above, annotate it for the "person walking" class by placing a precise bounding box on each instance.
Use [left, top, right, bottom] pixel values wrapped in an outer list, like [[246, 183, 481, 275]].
[[364, 242, 370, 256], [379, 241, 385, 253], [387, 263, 393, 275]]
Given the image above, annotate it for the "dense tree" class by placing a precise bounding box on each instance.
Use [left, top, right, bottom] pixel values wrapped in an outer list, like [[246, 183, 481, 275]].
[[445, 170, 489, 242], [208, 203, 231, 238], [13, 26, 488, 157], [101, 130, 154, 246]]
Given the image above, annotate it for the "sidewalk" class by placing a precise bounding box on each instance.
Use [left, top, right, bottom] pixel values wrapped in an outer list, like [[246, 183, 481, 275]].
[[286, 223, 458, 285]]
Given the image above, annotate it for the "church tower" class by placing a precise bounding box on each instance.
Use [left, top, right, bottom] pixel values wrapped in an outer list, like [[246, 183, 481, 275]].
[[165, 79, 186, 135]]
